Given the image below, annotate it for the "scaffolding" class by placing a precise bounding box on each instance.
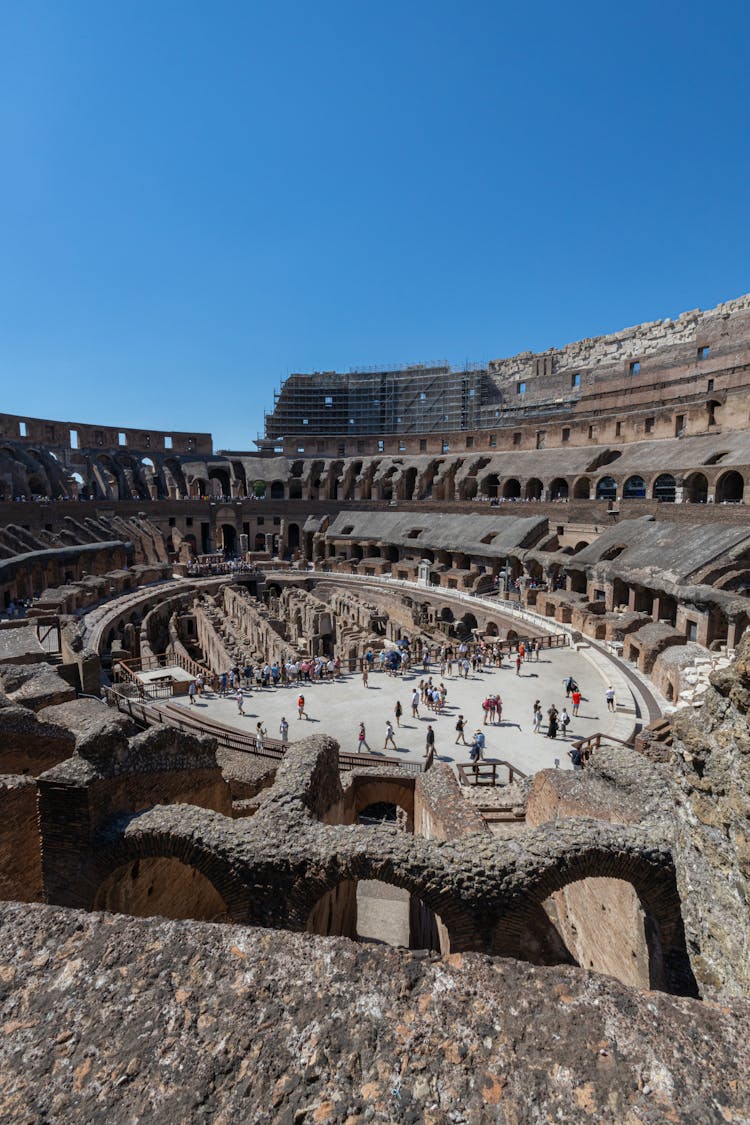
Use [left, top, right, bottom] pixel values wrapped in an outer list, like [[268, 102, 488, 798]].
[[263, 363, 491, 439]]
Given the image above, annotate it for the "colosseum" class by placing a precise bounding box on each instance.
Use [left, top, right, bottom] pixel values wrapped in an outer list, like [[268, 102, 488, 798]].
[[2, 295, 750, 1121]]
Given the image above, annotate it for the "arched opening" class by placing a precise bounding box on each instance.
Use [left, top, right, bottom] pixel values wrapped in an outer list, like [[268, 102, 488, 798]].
[[289, 479, 303, 500], [287, 523, 300, 555], [440, 607, 454, 623], [653, 473, 676, 503], [502, 478, 521, 500], [220, 524, 237, 555], [270, 480, 285, 500], [208, 468, 231, 498], [525, 477, 543, 500], [573, 477, 591, 499], [254, 532, 266, 551], [622, 475, 646, 499], [684, 472, 708, 504], [94, 857, 229, 922], [549, 477, 569, 500], [457, 612, 477, 639], [306, 876, 448, 952], [716, 470, 744, 503], [596, 476, 617, 500], [482, 473, 499, 499]]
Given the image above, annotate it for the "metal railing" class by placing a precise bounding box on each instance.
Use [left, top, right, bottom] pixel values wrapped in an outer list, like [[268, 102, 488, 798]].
[[457, 760, 527, 787]]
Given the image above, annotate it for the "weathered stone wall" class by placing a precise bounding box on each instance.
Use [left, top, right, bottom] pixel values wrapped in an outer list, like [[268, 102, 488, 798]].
[[1, 902, 749, 1123], [670, 635, 750, 996]]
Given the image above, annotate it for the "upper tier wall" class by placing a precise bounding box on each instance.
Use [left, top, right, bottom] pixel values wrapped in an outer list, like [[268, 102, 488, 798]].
[[0, 413, 213, 456]]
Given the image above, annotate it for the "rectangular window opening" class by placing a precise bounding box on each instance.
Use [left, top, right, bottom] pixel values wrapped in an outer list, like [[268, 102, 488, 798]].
[[562, 427, 571, 443], [645, 417, 655, 434], [697, 346, 710, 361], [513, 432, 521, 446], [69, 429, 78, 449], [630, 360, 640, 375], [164, 435, 172, 449], [324, 396, 333, 406], [19, 421, 27, 437], [571, 372, 581, 388], [377, 440, 384, 453], [118, 432, 127, 446], [517, 382, 526, 395]]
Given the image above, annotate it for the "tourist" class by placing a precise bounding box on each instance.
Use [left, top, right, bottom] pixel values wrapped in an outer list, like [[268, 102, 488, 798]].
[[424, 724, 435, 759], [188, 680, 197, 705], [606, 685, 616, 711], [455, 714, 467, 745], [533, 700, 543, 732], [279, 716, 289, 747], [358, 722, 370, 753], [547, 705, 559, 739], [411, 688, 420, 718], [297, 693, 307, 720], [515, 653, 522, 675], [495, 694, 503, 724], [384, 720, 397, 750], [195, 673, 204, 696], [533, 639, 541, 661], [482, 696, 491, 725], [560, 707, 571, 738], [255, 721, 266, 750], [568, 745, 583, 771], [362, 661, 369, 688], [571, 687, 582, 716], [394, 700, 403, 727], [237, 688, 245, 715]]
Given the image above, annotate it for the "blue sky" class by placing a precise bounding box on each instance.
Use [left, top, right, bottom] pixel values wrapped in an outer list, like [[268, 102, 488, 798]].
[[1, 1, 749, 449]]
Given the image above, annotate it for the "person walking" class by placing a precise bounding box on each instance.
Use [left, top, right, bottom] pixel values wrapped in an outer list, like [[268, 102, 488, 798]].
[[188, 680, 197, 705], [362, 661, 369, 688], [606, 685, 616, 712], [297, 693, 307, 720], [455, 714, 467, 744], [568, 745, 583, 771], [255, 721, 266, 751], [424, 724, 436, 759], [533, 700, 543, 732], [515, 653, 522, 675], [358, 722, 370, 753], [547, 705, 558, 739], [411, 688, 420, 718], [560, 707, 571, 738], [279, 716, 289, 747], [571, 687, 582, 716], [394, 700, 403, 728], [384, 720, 397, 750], [236, 688, 245, 715]]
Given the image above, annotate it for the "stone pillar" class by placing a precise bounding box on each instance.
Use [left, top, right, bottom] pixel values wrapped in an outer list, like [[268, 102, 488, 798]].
[[265, 533, 274, 555], [239, 533, 248, 555]]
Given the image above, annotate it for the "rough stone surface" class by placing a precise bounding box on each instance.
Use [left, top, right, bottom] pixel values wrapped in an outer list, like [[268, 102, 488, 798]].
[[0, 902, 748, 1125]]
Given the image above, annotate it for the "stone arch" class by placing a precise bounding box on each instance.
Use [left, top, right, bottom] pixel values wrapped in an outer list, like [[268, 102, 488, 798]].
[[289, 479, 303, 499], [93, 856, 229, 922], [287, 523, 300, 554], [525, 477, 543, 500], [684, 472, 708, 503], [90, 824, 251, 924], [549, 477, 569, 500], [489, 830, 693, 994], [219, 523, 237, 554], [350, 777, 415, 824], [652, 473, 676, 503], [502, 478, 521, 500], [716, 470, 744, 503], [622, 474, 646, 499], [572, 476, 591, 499], [270, 480, 285, 500], [481, 473, 499, 499], [209, 467, 231, 498], [595, 475, 617, 500]]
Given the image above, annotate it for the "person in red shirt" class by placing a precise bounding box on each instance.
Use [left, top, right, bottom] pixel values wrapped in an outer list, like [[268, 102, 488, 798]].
[[571, 688, 582, 716]]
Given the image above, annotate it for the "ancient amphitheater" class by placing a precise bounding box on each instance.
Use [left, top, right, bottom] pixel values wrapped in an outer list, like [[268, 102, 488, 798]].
[[2, 296, 750, 1122]]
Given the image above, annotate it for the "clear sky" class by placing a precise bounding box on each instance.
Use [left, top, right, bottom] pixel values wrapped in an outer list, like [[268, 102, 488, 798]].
[[1, 1, 749, 450]]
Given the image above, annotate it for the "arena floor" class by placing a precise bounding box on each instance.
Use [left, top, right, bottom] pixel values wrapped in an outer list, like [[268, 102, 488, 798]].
[[170, 644, 630, 775]]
